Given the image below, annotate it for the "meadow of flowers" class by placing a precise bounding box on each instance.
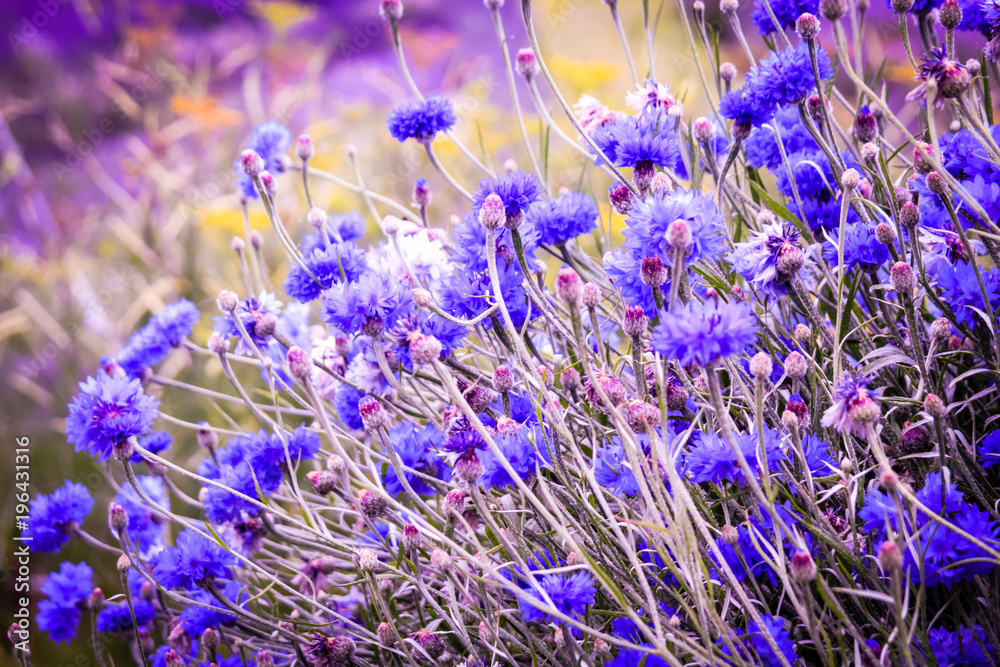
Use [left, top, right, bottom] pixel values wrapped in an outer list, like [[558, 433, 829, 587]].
[[15, 0, 1000, 665]]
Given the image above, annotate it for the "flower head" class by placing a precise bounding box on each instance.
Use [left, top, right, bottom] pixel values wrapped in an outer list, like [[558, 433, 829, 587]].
[[96, 600, 155, 634], [26, 480, 93, 552], [38, 562, 93, 643], [526, 190, 599, 246], [387, 95, 456, 143], [471, 170, 545, 226], [114, 298, 199, 378], [321, 266, 412, 335], [152, 529, 237, 590], [621, 187, 728, 267], [284, 241, 368, 303], [651, 299, 759, 366], [592, 108, 680, 171], [235, 121, 291, 199], [821, 374, 882, 437], [731, 221, 806, 298], [66, 373, 159, 462], [212, 292, 283, 356], [383, 422, 451, 495], [479, 424, 551, 489], [745, 42, 832, 112], [908, 47, 972, 107]]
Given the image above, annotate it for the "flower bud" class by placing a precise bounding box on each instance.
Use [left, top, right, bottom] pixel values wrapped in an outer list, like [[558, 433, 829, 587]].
[[860, 142, 879, 162], [515, 48, 539, 78], [379, 0, 403, 21], [854, 105, 878, 143], [556, 267, 582, 304], [297, 134, 315, 161], [720, 62, 738, 82], [594, 638, 612, 660], [231, 236, 245, 253], [608, 182, 634, 215], [240, 149, 264, 176], [791, 549, 817, 583], [890, 262, 916, 295], [795, 12, 821, 39], [782, 409, 800, 431], [287, 346, 311, 382], [306, 469, 337, 495], [327, 454, 346, 474], [250, 229, 264, 250], [493, 365, 514, 393], [693, 117, 716, 144], [721, 524, 739, 545], [898, 201, 920, 230], [875, 223, 896, 246], [217, 289, 238, 313], [720, 0, 739, 13], [667, 219, 693, 251], [431, 549, 453, 572], [913, 142, 935, 175], [402, 523, 421, 552], [357, 548, 380, 572], [445, 489, 467, 514], [412, 177, 432, 208], [640, 256, 667, 287], [878, 540, 903, 571], [416, 628, 446, 659], [582, 282, 601, 308], [785, 351, 808, 379], [650, 171, 673, 193], [359, 397, 387, 431], [455, 450, 484, 483], [794, 323, 811, 344], [924, 393, 946, 418], [625, 400, 661, 433], [116, 553, 131, 573], [939, 0, 961, 28], [163, 650, 184, 667], [925, 171, 948, 196], [805, 94, 826, 124], [256, 651, 276, 667], [749, 351, 773, 380], [307, 207, 328, 228], [880, 468, 899, 492], [412, 289, 434, 311], [358, 489, 387, 519], [479, 193, 506, 229], [409, 332, 443, 366], [259, 171, 277, 198], [820, 0, 846, 18], [109, 504, 128, 532], [112, 439, 134, 462], [256, 313, 277, 339], [561, 366, 581, 392], [930, 317, 951, 341], [378, 622, 397, 646], [623, 305, 647, 338], [841, 168, 860, 190]]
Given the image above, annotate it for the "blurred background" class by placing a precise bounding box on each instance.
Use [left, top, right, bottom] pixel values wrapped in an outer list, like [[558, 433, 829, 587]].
[[0, 0, 920, 664]]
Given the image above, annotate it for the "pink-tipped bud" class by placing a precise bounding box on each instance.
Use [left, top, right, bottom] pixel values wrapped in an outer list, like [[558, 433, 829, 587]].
[[650, 171, 672, 194], [479, 193, 506, 229], [666, 219, 692, 250], [379, 0, 403, 21], [358, 397, 387, 431], [306, 470, 337, 495], [561, 366, 581, 392], [515, 48, 539, 78], [307, 207, 328, 228], [455, 450, 484, 483], [625, 400, 661, 433], [791, 549, 817, 582], [890, 262, 916, 295], [939, 0, 962, 28], [608, 182, 634, 215], [930, 317, 951, 341], [640, 256, 667, 287], [408, 332, 443, 366], [582, 282, 601, 308], [785, 351, 808, 379], [415, 628, 446, 659], [297, 134, 315, 161], [720, 62, 737, 82], [795, 12, 821, 38], [402, 523, 421, 552], [358, 489, 387, 519], [217, 289, 238, 313], [241, 149, 264, 176], [898, 202, 920, 230], [913, 142, 935, 175], [875, 223, 896, 245], [794, 323, 811, 344], [378, 622, 397, 646], [259, 170, 277, 198], [860, 142, 879, 162], [623, 305, 647, 337], [493, 365, 514, 393], [878, 540, 903, 571], [287, 346, 311, 382], [880, 468, 899, 492], [924, 393, 946, 418], [820, 0, 846, 18], [412, 288, 433, 308], [925, 171, 948, 196], [109, 504, 128, 532], [117, 553, 132, 573], [692, 117, 715, 144], [721, 524, 739, 545], [444, 488, 466, 514], [430, 549, 453, 572], [841, 168, 860, 190], [750, 351, 773, 380], [556, 267, 582, 304]]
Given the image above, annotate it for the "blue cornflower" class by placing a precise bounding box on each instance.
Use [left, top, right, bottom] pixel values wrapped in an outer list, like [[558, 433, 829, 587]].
[[928, 626, 995, 666], [907, 47, 973, 108], [801, 433, 836, 476], [719, 89, 774, 130], [345, 335, 395, 396], [235, 121, 291, 199], [821, 374, 881, 438], [592, 108, 680, 171], [66, 372, 159, 462], [743, 106, 817, 170], [114, 476, 170, 555], [213, 292, 284, 356], [448, 211, 540, 274], [382, 421, 451, 495], [746, 42, 832, 113], [595, 441, 642, 496], [387, 95, 456, 143], [775, 148, 841, 201], [526, 190, 599, 246], [735, 615, 799, 667], [606, 646, 670, 667], [752, 0, 819, 34], [621, 187, 728, 267], [25, 480, 93, 552], [686, 427, 785, 486], [130, 430, 172, 464], [387, 311, 467, 371], [651, 299, 759, 366], [440, 261, 535, 331], [284, 242, 368, 303], [479, 424, 551, 489], [801, 194, 861, 233], [979, 430, 1000, 468], [520, 571, 596, 625], [114, 298, 199, 378], [259, 426, 322, 469], [151, 529, 237, 590], [471, 170, 545, 224], [936, 261, 1000, 326], [334, 385, 366, 431], [823, 223, 892, 271], [730, 220, 806, 299], [322, 266, 412, 335], [38, 562, 93, 643], [96, 599, 155, 634], [301, 211, 367, 254], [177, 580, 242, 637]]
